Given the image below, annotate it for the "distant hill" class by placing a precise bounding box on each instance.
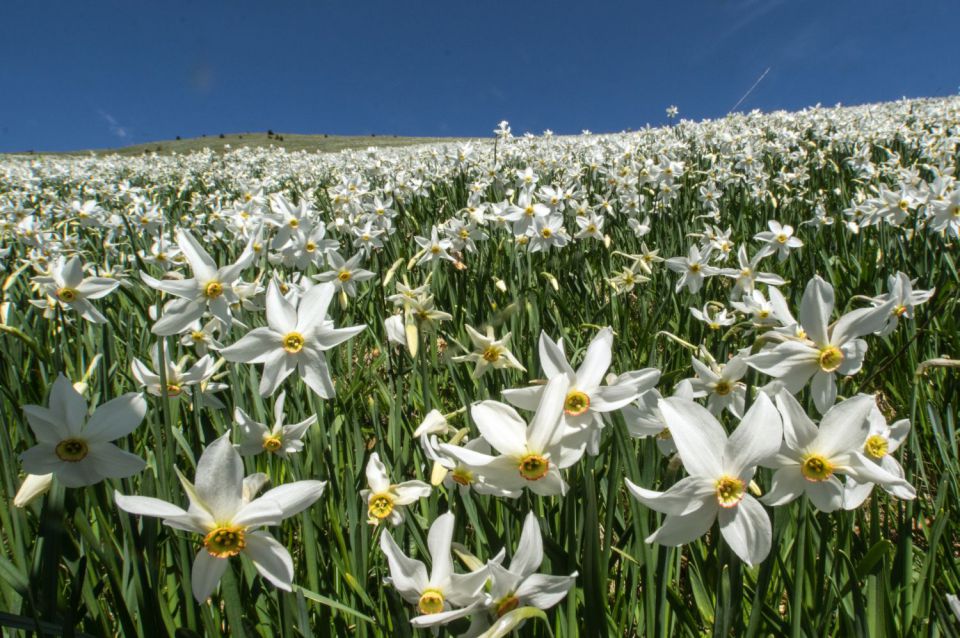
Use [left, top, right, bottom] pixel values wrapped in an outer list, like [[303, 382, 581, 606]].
[[13, 132, 468, 157]]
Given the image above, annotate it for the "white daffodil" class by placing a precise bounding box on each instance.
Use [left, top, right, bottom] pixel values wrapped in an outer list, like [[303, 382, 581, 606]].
[[687, 353, 748, 418], [141, 228, 257, 335], [313, 251, 376, 298], [762, 391, 913, 512], [220, 280, 365, 397], [868, 271, 934, 337], [746, 275, 894, 413], [690, 303, 736, 330], [755, 220, 803, 261], [665, 245, 718, 294], [115, 435, 325, 602], [440, 375, 585, 497], [452, 324, 525, 379], [414, 226, 455, 266], [131, 341, 219, 400], [360, 452, 431, 526], [20, 374, 146, 488], [719, 245, 785, 296], [32, 255, 120, 324], [379, 512, 490, 628], [625, 394, 782, 566], [502, 328, 650, 456], [843, 404, 915, 509], [478, 512, 577, 623], [235, 391, 316, 458]]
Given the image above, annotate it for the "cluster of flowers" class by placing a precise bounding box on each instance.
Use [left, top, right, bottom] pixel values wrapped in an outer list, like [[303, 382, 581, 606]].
[[1, 96, 954, 632]]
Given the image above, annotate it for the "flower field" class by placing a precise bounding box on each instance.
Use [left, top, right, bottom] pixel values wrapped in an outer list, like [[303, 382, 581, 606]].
[[1, 97, 959, 637]]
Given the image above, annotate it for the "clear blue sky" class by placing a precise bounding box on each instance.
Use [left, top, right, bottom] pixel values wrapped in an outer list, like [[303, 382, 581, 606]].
[[2, 0, 957, 152]]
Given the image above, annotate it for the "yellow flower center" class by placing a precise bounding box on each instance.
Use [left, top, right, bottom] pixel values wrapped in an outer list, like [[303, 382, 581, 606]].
[[263, 436, 283, 452], [282, 332, 305, 354], [288, 218, 299, 228], [204, 281, 224, 299], [864, 434, 889, 459], [451, 467, 473, 486], [56, 287, 78, 303], [714, 379, 733, 396], [338, 270, 352, 282], [541, 227, 553, 238], [166, 384, 182, 397], [564, 390, 590, 416], [430, 245, 441, 254], [818, 345, 844, 372], [368, 493, 394, 520], [305, 241, 317, 252], [776, 233, 788, 243], [496, 594, 520, 617], [715, 475, 746, 508], [190, 330, 205, 342], [55, 438, 89, 462], [524, 205, 534, 216], [204, 525, 246, 558], [418, 589, 445, 615], [689, 263, 701, 273], [893, 305, 907, 317], [800, 454, 834, 482], [518, 454, 549, 481], [482, 346, 502, 362], [898, 199, 909, 210]]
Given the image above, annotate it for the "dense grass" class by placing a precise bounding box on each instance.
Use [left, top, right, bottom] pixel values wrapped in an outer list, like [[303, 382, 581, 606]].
[[0, 97, 958, 637]]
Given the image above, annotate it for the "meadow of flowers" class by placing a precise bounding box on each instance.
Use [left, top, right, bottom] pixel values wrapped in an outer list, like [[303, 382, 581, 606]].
[[0, 97, 959, 637]]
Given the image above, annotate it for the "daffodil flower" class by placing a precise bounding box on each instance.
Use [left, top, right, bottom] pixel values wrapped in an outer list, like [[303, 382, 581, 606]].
[[479, 512, 577, 623], [746, 275, 895, 413], [755, 220, 803, 261], [666, 245, 718, 294], [220, 280, 365, 397], [360, 452, 431, 526], [115, 435, 326, 602], [20, 374, 146, 487], [761, 391, 912, 512], [32, 255, 120, 324], [843, 404, 915, 509], [687, 352, 748, 418], [141, 228, 257, 335], [868, 271, 934, 337], [379, 512, 490, 628], [452, 324, 525, 379], [625, 394, 782, 566], [503, 328, 651, 456], [235, 391, 316, 458], [440, 375, 585, 497]]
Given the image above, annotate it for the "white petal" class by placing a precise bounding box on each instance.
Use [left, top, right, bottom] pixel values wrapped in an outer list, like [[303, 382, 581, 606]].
[[815, 394, 875, 457], [379, 530, 429, 600], [719, 495, 771, 566], [177, 228, 218, 283], [516, 572, 576, 610], [471, 400, 528, 457], [647, 505, 717, 546], [83, 393, 147, 443], [575, 327, 613, 390], [625, 476, 714, 515], [244, 531, 294, 591], [761, 466, 805, 506], [527, 374, 570, 453], [427, 512, 455, 587], [194, 435, 243, 522], [365, 452, 391, 493], [657, 397, 725, 478], [191, 550, 228, 602], [509, 511, 544, 578], [724, 392, 782, 475], [266, 279, 298, 334], [220, 327, 281, 364]]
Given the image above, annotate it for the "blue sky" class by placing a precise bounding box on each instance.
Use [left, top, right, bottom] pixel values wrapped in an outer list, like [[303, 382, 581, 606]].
[[1, 0, 957, 152]]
